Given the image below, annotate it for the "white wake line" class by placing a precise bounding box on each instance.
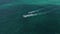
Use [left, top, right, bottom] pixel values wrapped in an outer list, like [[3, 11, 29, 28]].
[[22, 8, 58, 18], [28, 6, 54, 14]]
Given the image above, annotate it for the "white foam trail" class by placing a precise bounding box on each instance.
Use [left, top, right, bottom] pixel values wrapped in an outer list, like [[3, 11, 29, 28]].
[[28, 6, 54, 14], [23, 14, 38, 18], [22, 7, 58, 18]]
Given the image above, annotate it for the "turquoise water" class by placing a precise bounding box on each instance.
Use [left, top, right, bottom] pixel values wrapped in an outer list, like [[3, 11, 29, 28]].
[[0, 4, 60, 34], [0, 0, 60, 34], [1, 0, 60, 9]]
